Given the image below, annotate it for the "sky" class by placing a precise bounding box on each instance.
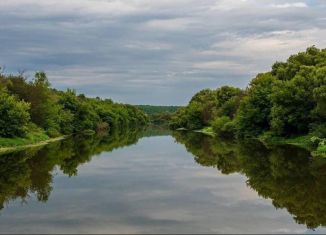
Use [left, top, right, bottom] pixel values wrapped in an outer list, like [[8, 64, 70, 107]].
[[0, 0, 325, 105]]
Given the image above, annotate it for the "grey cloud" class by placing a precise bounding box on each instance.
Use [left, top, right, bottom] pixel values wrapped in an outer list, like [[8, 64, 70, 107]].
[[0, 0, 325, 105]]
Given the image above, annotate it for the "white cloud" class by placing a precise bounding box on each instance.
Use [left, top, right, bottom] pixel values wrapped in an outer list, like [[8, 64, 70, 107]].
[[125, 41, 173, 51], [271, 2, 307, 8], [217, 29, 325, 55], [144, 18, 196, 31], [192, 60, 249, 74], [210, 0, 249, 11]]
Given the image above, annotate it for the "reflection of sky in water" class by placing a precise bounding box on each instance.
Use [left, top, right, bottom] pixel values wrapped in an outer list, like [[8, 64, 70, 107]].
[[0, 136, 325, 234]]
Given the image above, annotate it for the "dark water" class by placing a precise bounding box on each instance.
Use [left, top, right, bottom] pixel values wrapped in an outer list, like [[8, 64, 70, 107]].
[[0, 128, 325, 234]]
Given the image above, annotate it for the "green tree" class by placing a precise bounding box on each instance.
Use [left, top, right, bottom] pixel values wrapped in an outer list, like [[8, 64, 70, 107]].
[[7, 72, 61, 136], [0, 91, 30, 137], [236, 73, 276, 137], [212, 116, 236, 138]]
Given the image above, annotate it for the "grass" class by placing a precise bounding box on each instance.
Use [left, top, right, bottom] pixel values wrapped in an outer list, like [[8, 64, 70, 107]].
[[0, 131, 49, 148], [315, 145, 326, 156], [176, 127, 188, 131], [176, 126, 326, 158], [259, 133, 326, 158], [194, 127, 215, 137], [82, 129, 96, 135], [258, 133, 313, 150], [0, 128, 65, 154], [312, 142, 326, 158]]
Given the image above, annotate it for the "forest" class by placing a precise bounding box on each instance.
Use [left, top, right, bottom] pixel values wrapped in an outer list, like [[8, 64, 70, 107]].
[[170, 47, 326, 156], [136, 105, 181, 126], [0, 71, 148, 148]]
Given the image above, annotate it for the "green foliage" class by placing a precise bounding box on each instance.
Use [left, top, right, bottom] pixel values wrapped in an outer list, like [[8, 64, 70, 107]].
[[171, 46, 326, 142], [170, 86, 243, 130], [150, 112, 174, 125], [215, 86, 243, 118], [0, 125, 49, 148], [211, 116, 236, 138], [136, 105, 181, 126], [236, 73, 276, 137], [313, 84, 326, 118], [7, 73, 61, 134], [270, 66, 323, 136], [267, 47, 326, 136], [0, 91, 30, 137], [0, 72, 148, 139], [136, 105, 181, 115]]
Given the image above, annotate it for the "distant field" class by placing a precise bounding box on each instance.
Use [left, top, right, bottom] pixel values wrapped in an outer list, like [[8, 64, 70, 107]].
[[136, 105, 182, 115]]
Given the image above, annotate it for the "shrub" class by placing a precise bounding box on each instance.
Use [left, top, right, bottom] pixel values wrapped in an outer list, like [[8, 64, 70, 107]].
[[211, 116, 236, 138], [0, 91, 31, 137]]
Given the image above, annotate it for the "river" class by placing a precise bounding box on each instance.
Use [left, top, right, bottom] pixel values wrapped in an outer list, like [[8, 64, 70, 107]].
[[0, 127, 325, 233]]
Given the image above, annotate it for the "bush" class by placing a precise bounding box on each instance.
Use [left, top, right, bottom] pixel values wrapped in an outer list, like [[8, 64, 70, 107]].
[[311, 124, 326, 138], [0, 91, 31, 137], [211, 116, 236, 138], [96, 122, 110, 132], [46, 128, 61, 138], [311, 136, 326, 148]]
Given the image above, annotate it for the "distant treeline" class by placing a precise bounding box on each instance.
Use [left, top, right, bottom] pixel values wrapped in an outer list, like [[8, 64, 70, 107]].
[[136, 105, 181, 115], [170, 47, 326, 142], [0, 71, 148, 139], [136, 105, 181, 125]]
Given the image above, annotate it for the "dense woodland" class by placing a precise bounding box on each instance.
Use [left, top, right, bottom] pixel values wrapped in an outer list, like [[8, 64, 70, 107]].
[[0, 71, 148, 141], [136, 105, 180, 115], [137, 105, 181, 126], [170, 47, 326, 146]]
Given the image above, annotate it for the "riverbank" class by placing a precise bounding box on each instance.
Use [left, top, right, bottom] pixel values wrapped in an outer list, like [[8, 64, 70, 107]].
[[0, 131, 66, 154], [258, 134, 312, 150], [194, 127, 215, 137], [179, 127, 325, 158], [258, 134, 326, 158]]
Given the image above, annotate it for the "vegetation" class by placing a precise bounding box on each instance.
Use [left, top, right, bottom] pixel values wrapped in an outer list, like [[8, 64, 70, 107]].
[[0, 91, 30, 137], [136, 105, 180, 115], [137, 105, 181, 126], [0, 127, 49, 149], [170, 47, 326, 156], [170, 86, 243, 131], [0, 70, 148, 148]]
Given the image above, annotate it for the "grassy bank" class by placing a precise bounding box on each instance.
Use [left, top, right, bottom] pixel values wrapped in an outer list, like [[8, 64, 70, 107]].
[[188, 127, 326, 158], [0, 129, 66, 154], [194, 127, 215, 137], [259, 134, 326, 158], [258, 134, 313, 150], [314, 145, 326, 157]]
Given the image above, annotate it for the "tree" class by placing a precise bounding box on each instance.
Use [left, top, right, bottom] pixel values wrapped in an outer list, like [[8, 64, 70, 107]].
[[0, 91, 30, 137], [7, 72, 61, 136], [236, 73, 276, 137], [215, 86, 243, 118], [270, 66, 317, 136], [211, 116, 236, 138]]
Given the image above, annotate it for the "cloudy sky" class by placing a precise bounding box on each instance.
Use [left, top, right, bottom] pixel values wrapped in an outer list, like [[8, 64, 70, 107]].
[[1, 0, 325, 105]]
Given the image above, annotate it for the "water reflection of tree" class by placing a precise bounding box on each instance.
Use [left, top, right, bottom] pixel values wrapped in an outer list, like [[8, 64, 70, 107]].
[[0, 127, 146, 211], [172, 131, 326, 229]]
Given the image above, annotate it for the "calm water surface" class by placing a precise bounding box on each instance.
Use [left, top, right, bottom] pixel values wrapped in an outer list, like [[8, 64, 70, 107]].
[[0, 128, 325, 234]]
